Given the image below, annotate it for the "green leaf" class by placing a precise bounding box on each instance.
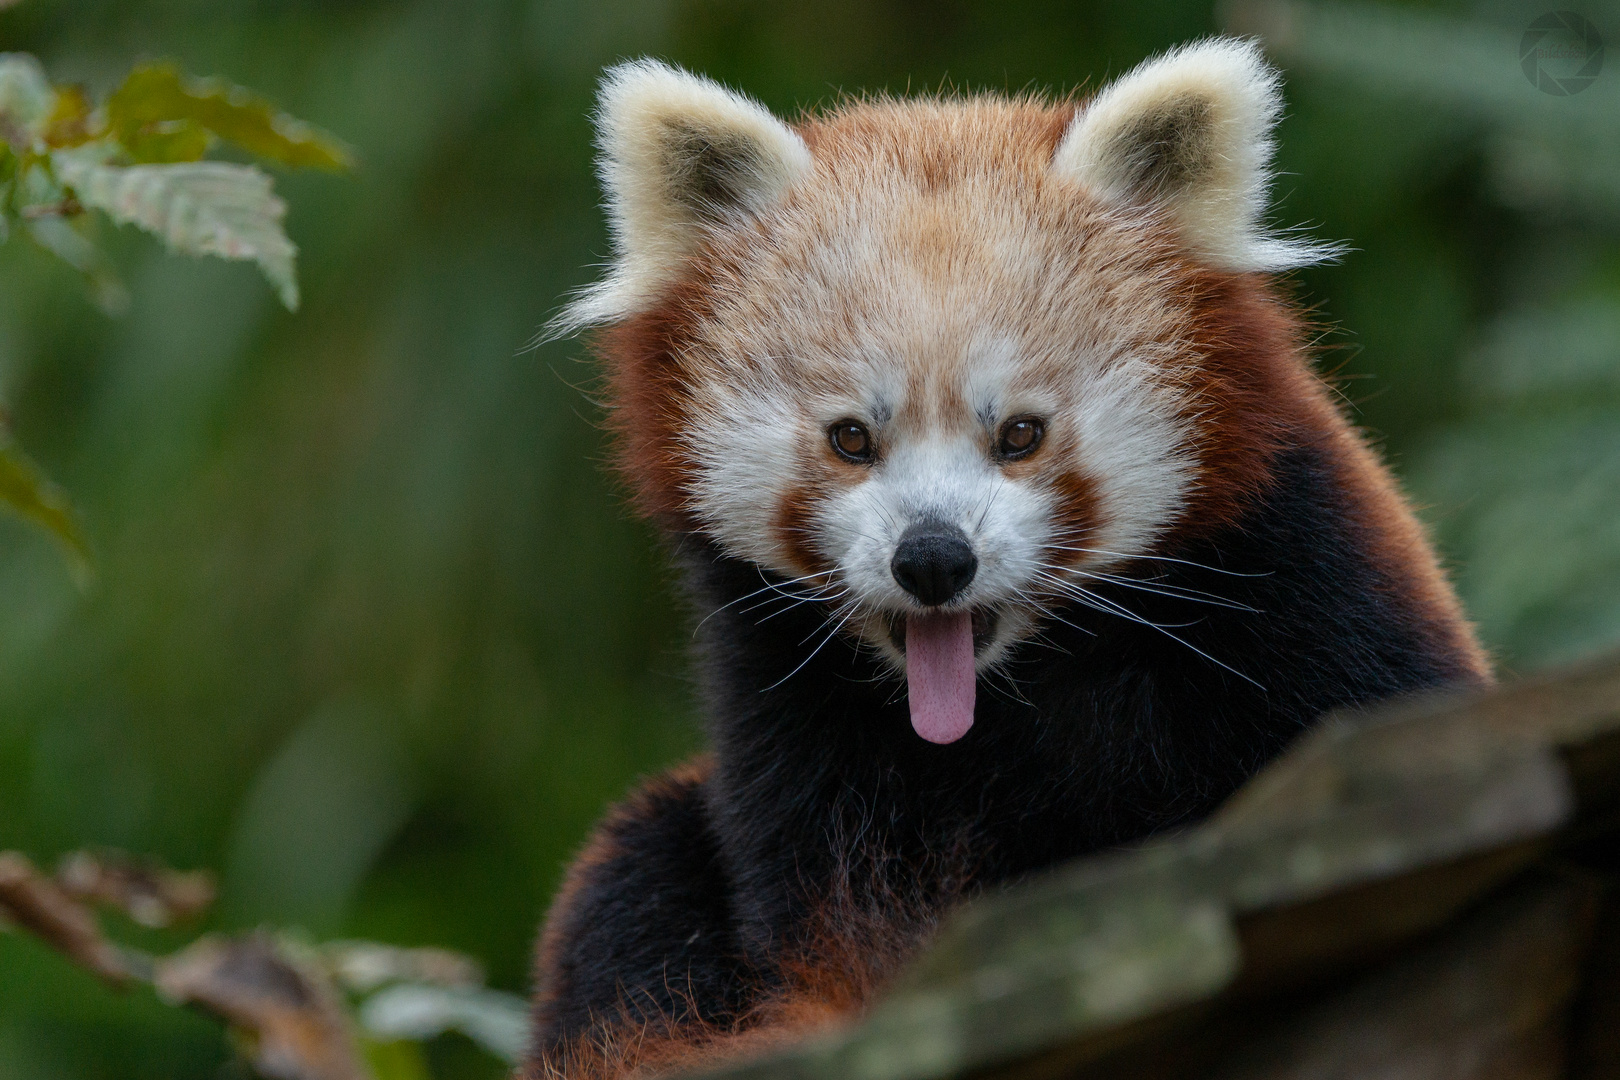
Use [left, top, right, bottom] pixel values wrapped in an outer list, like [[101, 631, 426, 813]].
[[0, 442, 91, 580], [0, 53, 51, 150], [120, 119, 213, 165], [107, 63, 353, 171], [358, 984, 530, 1063], [53, 149, 299, 310], [41, 83, 93, 148]]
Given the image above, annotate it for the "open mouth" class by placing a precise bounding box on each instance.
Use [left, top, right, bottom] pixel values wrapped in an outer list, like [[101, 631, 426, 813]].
[[878, 606, 999, 745], [885, 607, 999, 655]]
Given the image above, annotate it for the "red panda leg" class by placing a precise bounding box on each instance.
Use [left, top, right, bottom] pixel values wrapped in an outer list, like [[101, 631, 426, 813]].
[[524, 758, 758, 1078]]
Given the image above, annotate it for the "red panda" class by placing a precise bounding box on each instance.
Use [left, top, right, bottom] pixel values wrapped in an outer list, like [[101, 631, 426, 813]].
[[523, 39, 1491, 1079]]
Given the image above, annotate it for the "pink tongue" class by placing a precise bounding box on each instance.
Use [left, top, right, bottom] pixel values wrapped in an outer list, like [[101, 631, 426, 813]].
[[905, 612, 977, 744]]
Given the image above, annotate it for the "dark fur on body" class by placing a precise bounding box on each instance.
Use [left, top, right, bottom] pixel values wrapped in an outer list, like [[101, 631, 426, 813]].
[[527, 438, 1488, 1075]]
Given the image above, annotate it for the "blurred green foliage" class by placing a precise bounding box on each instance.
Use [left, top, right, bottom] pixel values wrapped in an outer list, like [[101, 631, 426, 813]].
[[0, 49, 351, 574], [0, 1, 1614, 1077]]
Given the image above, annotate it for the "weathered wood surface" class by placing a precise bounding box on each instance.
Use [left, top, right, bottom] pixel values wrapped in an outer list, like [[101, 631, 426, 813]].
[[1209, 877, 1597, 1080], [690, 652, 1620, 1080]]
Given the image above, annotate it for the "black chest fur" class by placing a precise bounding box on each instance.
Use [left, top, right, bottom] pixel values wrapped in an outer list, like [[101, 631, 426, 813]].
[[531, 442, 1483, 1058]]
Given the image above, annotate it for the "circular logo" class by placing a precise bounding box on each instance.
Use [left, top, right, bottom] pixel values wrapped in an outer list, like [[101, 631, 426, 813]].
[[1521, 11, 1604, 95]]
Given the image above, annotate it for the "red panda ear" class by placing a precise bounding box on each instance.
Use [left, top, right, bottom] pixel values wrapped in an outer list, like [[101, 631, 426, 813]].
[[550, 59, 811, 336], [1052, 38, 1339, 272]]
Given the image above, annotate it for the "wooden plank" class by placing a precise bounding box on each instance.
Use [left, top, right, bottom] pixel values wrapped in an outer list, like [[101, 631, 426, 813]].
[[1208, 877, 1599, 1080], [688, 652, 1620, 1080]]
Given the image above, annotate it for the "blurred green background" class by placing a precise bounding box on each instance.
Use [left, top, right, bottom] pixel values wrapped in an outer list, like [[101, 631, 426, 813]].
[[0, 0, 1617, 1075]]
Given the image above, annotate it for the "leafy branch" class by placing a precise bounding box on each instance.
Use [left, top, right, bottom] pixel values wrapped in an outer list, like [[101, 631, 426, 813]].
[[0, 849, 529, 1080], [0, 52, 352, 571], [0, 55, 350, 308]]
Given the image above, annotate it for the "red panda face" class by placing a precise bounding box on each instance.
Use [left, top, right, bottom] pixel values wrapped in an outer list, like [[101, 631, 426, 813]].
[[559, 44, 1339, 737], [666, 125, 1204, 674]]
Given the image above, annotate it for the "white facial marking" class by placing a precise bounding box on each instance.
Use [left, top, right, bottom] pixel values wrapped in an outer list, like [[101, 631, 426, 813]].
[[683, 292, 1200, 675], [816, 429, 1060, 670]]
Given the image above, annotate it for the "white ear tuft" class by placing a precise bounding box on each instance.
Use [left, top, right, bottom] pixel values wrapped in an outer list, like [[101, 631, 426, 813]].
[[1052, 38, 1339, 272], [551, 59, 811, 336]]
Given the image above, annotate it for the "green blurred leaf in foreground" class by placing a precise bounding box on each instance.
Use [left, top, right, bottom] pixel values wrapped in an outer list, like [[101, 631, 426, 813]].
[[53, 148, 300, 310], [107, 63, 354, 170], [0, 440, 90, 578], [357, 984, 529, 1063]]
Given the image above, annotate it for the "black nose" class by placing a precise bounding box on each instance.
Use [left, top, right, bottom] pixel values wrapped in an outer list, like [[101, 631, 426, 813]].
[[891, 522, 978, 606]]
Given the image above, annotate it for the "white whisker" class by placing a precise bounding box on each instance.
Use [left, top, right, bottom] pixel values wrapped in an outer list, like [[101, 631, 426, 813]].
[[1054, 566, 1260, 613], [1034, 575, 1265, 691], [1041, 542, 1271, 578], [694, 567, 839, 636], [763, 603, 860, 692]]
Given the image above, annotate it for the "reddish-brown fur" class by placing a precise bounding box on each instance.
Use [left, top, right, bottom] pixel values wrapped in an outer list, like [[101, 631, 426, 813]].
[[594, 273, 718, 531], [1174, 270, 1488, 677], [772, 479, 837, 576]]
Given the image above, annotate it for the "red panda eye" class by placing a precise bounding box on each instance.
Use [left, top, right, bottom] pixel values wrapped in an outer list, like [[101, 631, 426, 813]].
[[997, 417, 1044, 459], [829, 421, 874, 463]]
